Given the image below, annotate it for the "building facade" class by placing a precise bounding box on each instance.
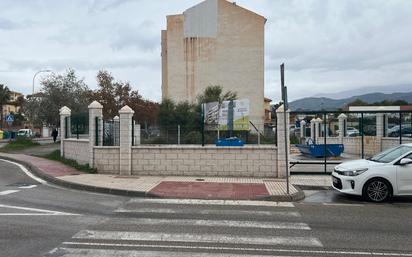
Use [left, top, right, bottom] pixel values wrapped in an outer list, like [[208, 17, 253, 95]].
[[2, 91, 22, 118], [162, 0, 266, 126]]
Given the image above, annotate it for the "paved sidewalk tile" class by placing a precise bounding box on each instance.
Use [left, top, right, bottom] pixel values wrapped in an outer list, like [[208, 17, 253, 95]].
[[59, 174, 163, 192], [0, 153, 306, 200], [291, 175, 331, 187]]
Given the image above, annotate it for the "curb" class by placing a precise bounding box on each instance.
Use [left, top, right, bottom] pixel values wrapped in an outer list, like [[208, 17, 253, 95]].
[[0, 155, 147, 198], [294, 185, 332, 191], [0, 154, 306, 202]]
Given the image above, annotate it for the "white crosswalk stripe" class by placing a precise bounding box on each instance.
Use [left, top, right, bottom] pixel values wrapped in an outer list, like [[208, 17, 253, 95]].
[[51, 247, 304, 257], [115, 207, 302, 217], [117, 218, 311, 230], [128, 198, 295, 207], [46, 200, 323, 256], [72, 230, 323, 247]]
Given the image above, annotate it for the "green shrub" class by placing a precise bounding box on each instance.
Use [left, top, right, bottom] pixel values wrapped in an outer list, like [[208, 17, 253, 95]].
[[42, 150, 97, 174], [1, 137, 40, 152]]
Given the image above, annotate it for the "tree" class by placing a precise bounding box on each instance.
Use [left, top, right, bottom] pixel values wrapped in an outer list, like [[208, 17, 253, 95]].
[[89, 70, 159, 125], [0, 84, 11, 129], [346, 99, 368, 107], [196, 85, 237, 105], [24, 69, 90, 127], [157, 99, 176, 128]]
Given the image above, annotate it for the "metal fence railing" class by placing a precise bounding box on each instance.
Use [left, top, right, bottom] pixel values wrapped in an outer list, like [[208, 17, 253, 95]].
[[139, 123, 277, 145], [289, 110, 412, 174], [69, 113, 89, 139], [103, 119, 120, 146]]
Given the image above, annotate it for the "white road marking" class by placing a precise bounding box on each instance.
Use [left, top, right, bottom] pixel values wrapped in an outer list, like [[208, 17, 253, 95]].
[[18, 185, 37, 189], [0, 190, 20, 195], [129, 198, 294, 207], [0, 159, 47, 184], [126, 218, 311, 230], [72, 230, 323, 247], [0, 204, 79, 216], [61, 242, 412, 256], [53, 247, 300, 257], [115, 207, 301, 217]]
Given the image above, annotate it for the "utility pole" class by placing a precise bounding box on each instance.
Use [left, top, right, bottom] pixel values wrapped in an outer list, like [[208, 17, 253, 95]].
[[280, 63, 290, 195], [32, 70, 52, 95]]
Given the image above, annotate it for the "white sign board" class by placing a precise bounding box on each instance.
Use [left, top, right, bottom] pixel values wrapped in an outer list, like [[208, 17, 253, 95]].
[[203, 99, 250, 131]]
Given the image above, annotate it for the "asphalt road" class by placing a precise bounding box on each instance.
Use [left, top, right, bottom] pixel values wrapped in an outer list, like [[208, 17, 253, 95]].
[[1, 159, 412, 257]]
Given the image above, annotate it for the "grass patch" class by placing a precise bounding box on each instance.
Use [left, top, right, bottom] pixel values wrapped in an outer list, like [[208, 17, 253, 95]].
[[1, 137, 40, 152], [42, 150, 97, 174]]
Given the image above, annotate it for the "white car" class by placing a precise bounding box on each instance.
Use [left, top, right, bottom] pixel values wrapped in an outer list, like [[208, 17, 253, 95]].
[[336, 127, 359, 136], [332, 144, 412, 202], [17, 129, 34, 138]]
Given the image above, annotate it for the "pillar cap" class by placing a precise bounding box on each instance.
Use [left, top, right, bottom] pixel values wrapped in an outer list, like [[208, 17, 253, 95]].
[[88, 101, 103, 109], [300, 120, 306, 125], [276, 105, 290, 113], [316, 118, 322, 122], [338, 113, 347, 119], [113, 115, 119, 121], [310, 118, 316, 123], [119, 105, 135, 114], [59, 106, 71, 115]]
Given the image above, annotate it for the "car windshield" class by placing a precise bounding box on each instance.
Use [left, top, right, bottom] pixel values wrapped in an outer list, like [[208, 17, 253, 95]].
[[370, 145, 412, 163]]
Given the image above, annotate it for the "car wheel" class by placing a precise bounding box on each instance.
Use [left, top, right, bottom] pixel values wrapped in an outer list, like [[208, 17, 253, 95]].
[[363, 179, 391, 202]]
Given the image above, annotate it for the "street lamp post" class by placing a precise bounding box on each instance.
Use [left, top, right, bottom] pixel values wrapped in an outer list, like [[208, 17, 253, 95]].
[[32, 70, 52, 95]]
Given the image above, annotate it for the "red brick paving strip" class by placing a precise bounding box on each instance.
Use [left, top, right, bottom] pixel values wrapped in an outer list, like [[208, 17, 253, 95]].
[[0, 153, 80, 177], [149, 181, 270, 200]]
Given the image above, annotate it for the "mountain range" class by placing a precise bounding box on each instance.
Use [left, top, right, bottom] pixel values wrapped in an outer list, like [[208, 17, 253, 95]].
[[289, 91, 412, 111]]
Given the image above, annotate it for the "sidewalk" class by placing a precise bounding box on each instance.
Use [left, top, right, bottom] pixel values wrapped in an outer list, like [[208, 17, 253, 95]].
[[0, 153, 330, 201]]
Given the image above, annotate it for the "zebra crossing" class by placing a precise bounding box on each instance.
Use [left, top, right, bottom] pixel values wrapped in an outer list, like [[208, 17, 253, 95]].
[[45, 199, 324, 257]]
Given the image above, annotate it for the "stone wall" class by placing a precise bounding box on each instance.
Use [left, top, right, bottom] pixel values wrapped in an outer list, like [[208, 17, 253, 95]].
[[93, 147, 120, 174], [317, 136, 409, 157], [63, 139, 89, 165], [131, 145, 277, 178], [382, 137, 412, 151]]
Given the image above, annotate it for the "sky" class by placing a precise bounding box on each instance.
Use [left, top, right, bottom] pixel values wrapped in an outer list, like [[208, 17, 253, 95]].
[[1, 0, 412, 102]]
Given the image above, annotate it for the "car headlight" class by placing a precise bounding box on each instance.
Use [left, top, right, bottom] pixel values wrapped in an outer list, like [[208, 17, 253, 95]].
[[342, 168, 368, 176]]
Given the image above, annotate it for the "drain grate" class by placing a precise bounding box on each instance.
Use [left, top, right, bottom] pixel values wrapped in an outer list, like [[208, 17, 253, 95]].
[[195, 178, 205, 182]]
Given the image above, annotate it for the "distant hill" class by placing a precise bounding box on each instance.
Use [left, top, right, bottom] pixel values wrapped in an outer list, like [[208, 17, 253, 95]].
[[315, 84, 412, 99], [289, 91, 412, 111]]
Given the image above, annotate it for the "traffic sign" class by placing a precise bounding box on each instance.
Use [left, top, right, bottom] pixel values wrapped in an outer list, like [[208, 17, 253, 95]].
[[5, 114, 14, 125]]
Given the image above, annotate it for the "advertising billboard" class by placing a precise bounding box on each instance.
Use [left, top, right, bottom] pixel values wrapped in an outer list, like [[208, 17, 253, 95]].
[[203, 99, 249, 131]]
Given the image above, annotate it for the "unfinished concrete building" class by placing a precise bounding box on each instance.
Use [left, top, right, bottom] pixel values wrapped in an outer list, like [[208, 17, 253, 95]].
[[161, 0, 266, 126]]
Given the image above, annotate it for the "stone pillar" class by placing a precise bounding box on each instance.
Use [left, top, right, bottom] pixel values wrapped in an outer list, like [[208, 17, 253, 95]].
[[59, 106, 71, 157], [300, 120, 306, 138], [310, 118, 316, 142], [88, 101, 103, 168], [276, 106, 290, 178], [376, 113, 384, 138], [338, 113, 347, 144], [113, 116, 120, 146], [42, 123, 49, 138], [376, 113, 384, 151], [315, 118, 322, 140], [134, 122, 141, 145], [119, 105, 134, 175]]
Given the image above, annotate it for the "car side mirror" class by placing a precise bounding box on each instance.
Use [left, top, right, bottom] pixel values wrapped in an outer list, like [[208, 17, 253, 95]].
[[400, 158, 412, 165]]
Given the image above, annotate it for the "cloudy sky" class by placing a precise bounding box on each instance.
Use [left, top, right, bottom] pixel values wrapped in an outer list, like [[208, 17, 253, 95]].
[[1, 0, 412, 102]]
